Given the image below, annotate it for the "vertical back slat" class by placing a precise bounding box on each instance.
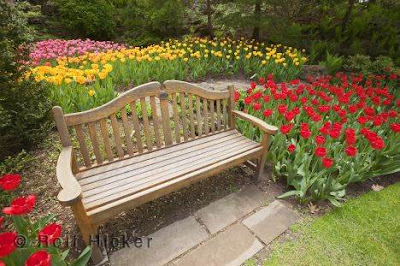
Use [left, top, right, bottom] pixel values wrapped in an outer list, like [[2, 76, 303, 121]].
[[150, 96, 162, 148], [110, 114, 124, 159], [228, 85, 235, 129], [188, 93, 195, 139], [171, 93, 181, 144], [140, 98, 153, 151], [179, 92, 189, 141], [99, 119, 113, 162], [216, 99, 221, 131], [210, 100, 215, 133], [88, 122, 103, 164], [222, 99, 228, 130], [75, 124, 92, 167], [203, 98, 209, 135], [120, 107, 134, 156], [160, 94, 172, 146], [196, 96, 202, 137], [130, 102, 143, 153]]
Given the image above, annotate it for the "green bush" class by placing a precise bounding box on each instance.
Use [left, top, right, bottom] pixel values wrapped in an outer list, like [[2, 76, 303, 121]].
[[0, 1, 52, 160], [120, 0, 186, 45], [344, 54, 395, 75], [319, 52, 344, 75], [54, 0, 117, 40]]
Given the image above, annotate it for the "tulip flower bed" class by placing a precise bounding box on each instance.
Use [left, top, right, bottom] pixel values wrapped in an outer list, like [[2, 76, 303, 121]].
[[0, 174, 91, 265], [28, 37, 307, 113], [235, 72, 400, 205]]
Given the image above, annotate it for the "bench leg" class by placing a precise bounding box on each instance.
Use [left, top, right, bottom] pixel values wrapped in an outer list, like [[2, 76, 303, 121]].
[[71, 201, 108, 265], [253, 133, 270, 182]]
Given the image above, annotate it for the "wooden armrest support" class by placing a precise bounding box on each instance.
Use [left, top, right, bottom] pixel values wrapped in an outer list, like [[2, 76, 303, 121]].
[[56, 146, 82, 206], [232, 110, 278, 135]]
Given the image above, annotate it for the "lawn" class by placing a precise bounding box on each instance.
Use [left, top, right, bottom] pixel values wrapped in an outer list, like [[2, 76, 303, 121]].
[[264, 182, 400, 265]]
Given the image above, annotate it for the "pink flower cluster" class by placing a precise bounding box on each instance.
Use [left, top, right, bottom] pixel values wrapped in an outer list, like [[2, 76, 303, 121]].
[[30, 39, 125, 65]]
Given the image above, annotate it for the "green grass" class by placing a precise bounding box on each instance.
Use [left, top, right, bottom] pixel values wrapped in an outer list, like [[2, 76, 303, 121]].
[[264, 182, 400, 266]]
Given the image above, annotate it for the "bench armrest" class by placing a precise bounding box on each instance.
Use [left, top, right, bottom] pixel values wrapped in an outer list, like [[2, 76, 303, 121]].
[[232, 110, 278, 135], [56, 146, 82, 206]]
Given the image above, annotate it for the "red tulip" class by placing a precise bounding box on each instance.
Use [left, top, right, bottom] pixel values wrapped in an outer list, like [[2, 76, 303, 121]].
[[263, 109, 273, 117], [315, 135, 326, 145], [38, 223, 62, 245], [278, 104, 288, 114], [288, 144, 296, 154], [315, 147, 327, 157], [390, 123, 400, 133], [0, 232, 17, 258], [234, 91, 240, 102], [0, 174, 21, 191], [280, 124, 294, 135], [3, 195, 36, 216], [263, 95, 270, 103], [345, 146, 358, 157], [252, 92, 262, 100], [259, 77, 265, 84], [244, 96, 252, 105], [322, 157, 334, 168], [253, 102, 261, 111], [25, 250, 51, 266]]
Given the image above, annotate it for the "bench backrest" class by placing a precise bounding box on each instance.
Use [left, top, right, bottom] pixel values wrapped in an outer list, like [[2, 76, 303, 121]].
[[53, 80, 235, 172]]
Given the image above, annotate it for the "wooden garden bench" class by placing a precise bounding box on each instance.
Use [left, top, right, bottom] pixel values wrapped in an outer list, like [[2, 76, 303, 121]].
[[53, 80, 277, 263]]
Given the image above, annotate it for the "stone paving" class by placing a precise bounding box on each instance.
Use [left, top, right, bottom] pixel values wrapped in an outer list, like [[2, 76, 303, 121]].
[[109, 185, 299, 266]]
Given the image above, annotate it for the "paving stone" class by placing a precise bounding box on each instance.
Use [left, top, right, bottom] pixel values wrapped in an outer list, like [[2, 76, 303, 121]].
[[242, 200, 299, 244], [195, 185, 270, 234], [173, 223, 263, 266], [110, 216, 208, 266]]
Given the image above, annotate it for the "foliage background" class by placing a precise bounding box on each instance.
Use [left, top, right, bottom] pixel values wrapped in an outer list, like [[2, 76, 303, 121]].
[[26, 0, 400, 66]]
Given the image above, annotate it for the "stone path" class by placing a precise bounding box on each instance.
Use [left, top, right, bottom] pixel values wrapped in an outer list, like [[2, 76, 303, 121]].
[[109, 185, 299, 266]]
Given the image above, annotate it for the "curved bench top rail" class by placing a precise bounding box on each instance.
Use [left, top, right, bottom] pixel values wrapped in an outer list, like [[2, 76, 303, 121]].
[[163, 80, 230, 100], [64, 82, 162, 126]]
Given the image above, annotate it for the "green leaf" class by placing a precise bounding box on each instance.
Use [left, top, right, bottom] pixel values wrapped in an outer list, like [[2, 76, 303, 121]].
[[277, 190, 301, 199], [71, 246, 92, 266]]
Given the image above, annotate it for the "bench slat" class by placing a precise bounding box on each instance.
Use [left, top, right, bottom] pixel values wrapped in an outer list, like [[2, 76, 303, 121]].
[[88, 146, 262, 223], [83, 138, 261, 210], [160, 95, 172, 146], [203, 99, 209, 135], [196, 96, 202, 136], [210, 99, 215, 133], [180, 92, 188, 141], [188, 93, 196, 139], [99, 119, 113, 162], [171, 93, 181, 144], [110, 114, 124, 159], [140, 97, 153, 151], [77, 130, 239, 179], [216, 99, 221, 131], [120, 107, 134, 156], [75, 124, 92, 167], [88, 122, 103, 164], [129, 101, 143, 153], [222, 99, 228, 130], [80, 133, 246, 189], [150, 96, 162, 149]]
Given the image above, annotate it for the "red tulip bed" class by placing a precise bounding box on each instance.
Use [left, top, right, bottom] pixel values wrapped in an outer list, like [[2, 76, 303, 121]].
[[235, 72, 400, 205], [0, 174, 90, 266]]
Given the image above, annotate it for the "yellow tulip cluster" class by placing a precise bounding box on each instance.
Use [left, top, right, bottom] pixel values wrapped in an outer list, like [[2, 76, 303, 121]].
[[30, 37, 307, 86]]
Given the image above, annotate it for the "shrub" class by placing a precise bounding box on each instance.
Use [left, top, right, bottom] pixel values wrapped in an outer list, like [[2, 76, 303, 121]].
[[319, 52, 344, 75], [344, 54, 396, 75], [235, 73, 400, 204], [53, 0, 117, 40], [0, 1, 52, 160]]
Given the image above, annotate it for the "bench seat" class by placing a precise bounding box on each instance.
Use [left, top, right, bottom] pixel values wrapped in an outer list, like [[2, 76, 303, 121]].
[[76, 130, 263, 223]]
